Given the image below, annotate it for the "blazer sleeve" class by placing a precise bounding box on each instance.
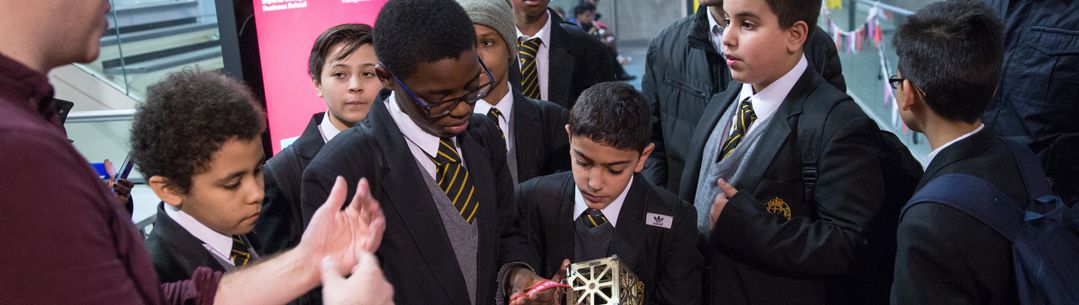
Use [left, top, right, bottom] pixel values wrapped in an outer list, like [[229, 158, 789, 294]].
[[712, 109, 885, 275], [641, 38, 669, 189], [654, 203, 704, 305]]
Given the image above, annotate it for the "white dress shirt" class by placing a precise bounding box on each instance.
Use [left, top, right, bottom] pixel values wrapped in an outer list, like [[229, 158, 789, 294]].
[[318, 111, 343, 143], [573, 176, 634, 228], [925, 124, 985, 167], [472, 83, 515, 146], [732, 54, 809, 135], [164, 204, 236, 266], [516, 13, 553, 100], [385, 92, 466, 179]]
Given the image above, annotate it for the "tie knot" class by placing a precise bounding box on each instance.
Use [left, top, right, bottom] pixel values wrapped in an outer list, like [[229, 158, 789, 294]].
[[739, 96, 754, 113], [581, 208, 608, 228], [518, 37, 542, 55], [487, 107, 503, 119], [435, 138, 461, 164]]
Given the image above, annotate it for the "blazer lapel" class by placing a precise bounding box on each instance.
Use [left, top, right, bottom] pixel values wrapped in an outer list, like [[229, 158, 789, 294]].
[[732, 69, 817, 192], [152, 203, 227, 273], [369, 99, 473, 305], [544, 175, 577, 275], [547, 18, 574, 107], [512, 89, 542, 180], [678, 83, 740, 199], [457, 120, 501, 298], [607, 175, 648, 270]]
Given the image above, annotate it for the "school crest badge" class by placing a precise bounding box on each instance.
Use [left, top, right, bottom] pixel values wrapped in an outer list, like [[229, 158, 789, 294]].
[[766, 197, 792, 221]]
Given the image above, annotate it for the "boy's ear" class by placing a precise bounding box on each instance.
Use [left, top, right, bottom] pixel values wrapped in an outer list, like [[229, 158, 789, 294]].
[[312, 78, 323, 98], [375, 66, 395, 89], [634, 143, 656, 173], [148, 176, 184, 208], [564, 124, 572, 138], [786, 20, 810, 55]]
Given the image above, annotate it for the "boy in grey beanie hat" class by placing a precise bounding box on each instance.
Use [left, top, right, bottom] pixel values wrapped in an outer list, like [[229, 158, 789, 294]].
[[456, 0, 518, 59]]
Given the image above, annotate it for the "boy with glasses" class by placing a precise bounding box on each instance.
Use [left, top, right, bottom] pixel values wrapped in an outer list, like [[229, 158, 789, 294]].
[[300, 0, 559, 304]]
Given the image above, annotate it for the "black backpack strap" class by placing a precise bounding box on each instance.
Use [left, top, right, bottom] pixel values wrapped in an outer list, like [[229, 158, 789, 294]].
[[266, 145, 302, 208], [793, 87, 846, 204], [267, 145, 305, 215]]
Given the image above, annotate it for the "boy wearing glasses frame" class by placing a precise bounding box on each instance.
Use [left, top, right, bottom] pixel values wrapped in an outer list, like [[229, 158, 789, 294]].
[[301, 1, 559, 305]]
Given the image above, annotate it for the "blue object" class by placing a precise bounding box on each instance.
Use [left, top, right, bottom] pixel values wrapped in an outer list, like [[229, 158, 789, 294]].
[[91, 162, 109, 180], [902, 139, 1079, 305]]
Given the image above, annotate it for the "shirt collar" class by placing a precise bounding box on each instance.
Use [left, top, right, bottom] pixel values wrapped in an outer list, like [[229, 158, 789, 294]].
[[472, 82, 515, 125], [926, 124, 985, 167], [384, 91, 443, 157], [516, 12, 552, 48], [737, 54, 808, 124], [573, 175, 633, 228], [163, 203, 235, 264], [318, 112, 343, 143]]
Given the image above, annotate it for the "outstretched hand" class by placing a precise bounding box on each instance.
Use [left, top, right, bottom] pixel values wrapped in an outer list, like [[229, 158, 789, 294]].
[[299, 176, 386, 276]]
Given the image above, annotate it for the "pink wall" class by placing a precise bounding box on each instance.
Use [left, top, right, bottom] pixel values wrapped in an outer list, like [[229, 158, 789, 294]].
[[252, 0, 387, 153]]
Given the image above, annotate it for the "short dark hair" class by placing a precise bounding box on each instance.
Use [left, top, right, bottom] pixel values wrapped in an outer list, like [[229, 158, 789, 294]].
[[308, 23, 374, 84], [573, 3, 595, 17], [131, 70, 266, 193], [373, 0, 476, 80], [569, 82, 651, 152], [763, 0, 820, 37], [893, 0, 1003, 123]]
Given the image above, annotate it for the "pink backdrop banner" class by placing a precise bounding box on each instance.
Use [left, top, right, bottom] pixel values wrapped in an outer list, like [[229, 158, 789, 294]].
[[252, 0, 386, 153]]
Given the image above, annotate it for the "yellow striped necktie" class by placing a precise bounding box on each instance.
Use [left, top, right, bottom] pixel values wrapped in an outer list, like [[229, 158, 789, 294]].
[[230, 235, 252, 267], [581, 208, 608, 228], [433, 138, 480, 223], [718, 96, 757, 162], [518, 37, 542, 99], [486, 107, 505, 139]]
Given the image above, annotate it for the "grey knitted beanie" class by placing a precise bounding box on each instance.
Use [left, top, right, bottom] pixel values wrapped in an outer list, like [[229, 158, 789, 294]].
[[456, 0, 518, 59]]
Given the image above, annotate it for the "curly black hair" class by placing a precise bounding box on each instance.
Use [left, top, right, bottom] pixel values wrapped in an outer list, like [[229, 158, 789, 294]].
[[373, 0, 476, 79], [131, 70, 266, 193], [569, 82, 651, 152], [308, 23, 374, 83]]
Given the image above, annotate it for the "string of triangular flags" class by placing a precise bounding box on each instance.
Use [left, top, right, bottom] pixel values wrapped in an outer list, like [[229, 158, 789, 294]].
[[823, 1, 919, 141], [822, 2, 889, 54]]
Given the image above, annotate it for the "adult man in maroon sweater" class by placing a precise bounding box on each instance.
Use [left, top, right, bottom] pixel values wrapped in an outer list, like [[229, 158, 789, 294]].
[[0, 1, 391, 304]]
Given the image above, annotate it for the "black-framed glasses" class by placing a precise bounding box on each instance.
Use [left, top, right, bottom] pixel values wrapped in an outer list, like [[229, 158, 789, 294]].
[[386, 58, 495, 119], [888, 75, 928, 97]]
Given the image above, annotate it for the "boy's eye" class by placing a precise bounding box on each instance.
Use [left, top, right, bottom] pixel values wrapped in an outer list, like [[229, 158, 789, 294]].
[[741, 21, 756, 30], [223, 182, 241, 190], [608, 169, 624, 175], [332, 72, 345, 78], [361, 71, 376, 78], [481, 39, 495, 47]]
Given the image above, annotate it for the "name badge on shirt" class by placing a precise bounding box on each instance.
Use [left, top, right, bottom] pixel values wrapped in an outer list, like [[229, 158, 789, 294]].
[[645, 213, 673, 229]]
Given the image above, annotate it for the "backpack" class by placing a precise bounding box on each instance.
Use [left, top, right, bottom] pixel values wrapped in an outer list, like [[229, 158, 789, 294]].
[[793, 89, 923, 304], [901, 138, 1079, 305]]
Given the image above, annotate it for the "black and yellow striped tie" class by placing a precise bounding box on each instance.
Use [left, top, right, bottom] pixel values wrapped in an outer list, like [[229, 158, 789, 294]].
[[230, 235, 252, 267], [718, 97, 757, 162], [518, 37, 542, 99], [581, 208, 608, 228], [486, 107, 505, 139], [434, 138, 480, 223]]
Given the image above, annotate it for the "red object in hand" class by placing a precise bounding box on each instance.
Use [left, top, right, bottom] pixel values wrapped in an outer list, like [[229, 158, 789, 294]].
[[510, 279, 571, 301]]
